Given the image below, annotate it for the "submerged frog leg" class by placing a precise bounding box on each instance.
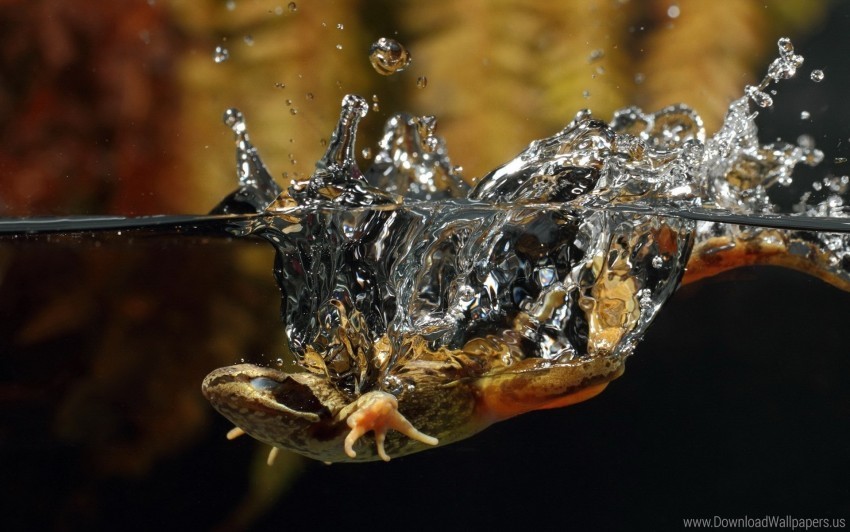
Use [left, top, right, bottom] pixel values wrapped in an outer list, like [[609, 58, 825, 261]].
[[685, 230, 850, 291], [474, 356, 624, 422], [343, 391, 439, 462]]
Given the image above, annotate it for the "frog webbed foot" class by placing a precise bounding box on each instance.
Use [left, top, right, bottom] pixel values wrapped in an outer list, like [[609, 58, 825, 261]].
[[343, 391, 439, 462]]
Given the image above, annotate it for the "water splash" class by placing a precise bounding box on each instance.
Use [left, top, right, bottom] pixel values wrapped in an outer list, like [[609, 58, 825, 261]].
[[218, 37, 850, 400], [210, 109, 282, 214]]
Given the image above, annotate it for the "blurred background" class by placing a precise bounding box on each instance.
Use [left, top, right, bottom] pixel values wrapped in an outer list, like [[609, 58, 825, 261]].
[[0, 1, 848, 530]]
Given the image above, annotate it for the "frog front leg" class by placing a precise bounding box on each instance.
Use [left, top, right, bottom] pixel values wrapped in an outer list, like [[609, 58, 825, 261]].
[[340, 391, 438, 461]]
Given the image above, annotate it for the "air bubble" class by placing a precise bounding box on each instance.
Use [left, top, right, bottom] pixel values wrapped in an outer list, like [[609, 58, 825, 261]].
[[369, 37, 412, 75], [811, 69, 824, 82]]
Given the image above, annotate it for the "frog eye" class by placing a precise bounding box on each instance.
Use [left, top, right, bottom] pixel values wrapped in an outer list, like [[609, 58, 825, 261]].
[[250, 374, 329, 417], [250, 377, 280, 391]]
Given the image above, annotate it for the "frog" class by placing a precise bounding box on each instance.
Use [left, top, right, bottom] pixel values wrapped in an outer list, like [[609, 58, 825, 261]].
[[202, 59, 850, 463]]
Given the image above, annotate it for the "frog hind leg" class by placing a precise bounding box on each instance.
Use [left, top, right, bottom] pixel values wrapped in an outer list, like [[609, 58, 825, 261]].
[[342, 391, 439, 462], [474, 356, 624, 423], [685, 229, 850, 291]]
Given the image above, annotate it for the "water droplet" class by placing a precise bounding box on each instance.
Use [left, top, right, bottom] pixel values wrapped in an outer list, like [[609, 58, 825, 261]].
[[800, 110, 811, 120], [288, 2, 297, 12], [797, 134, 815, 149], [361, 147, 372, 159], [582, 90, 590, 99], [811, 69, 824, 82], [213, 46, 229, 63], [417, 76, 428, 89], [588, 49, 604, 62], [369, 37, 412, 76], [667, 5, 680, 18], [244, 34, 254, 46], [634, 72, 645, 84], [424, 136, 438, 152], [745, 85, 772, 108]]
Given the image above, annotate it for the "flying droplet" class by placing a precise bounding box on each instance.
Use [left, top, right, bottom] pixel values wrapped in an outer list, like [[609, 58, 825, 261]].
[[369, 37, 412, 76], [361, 147, 372, 159], [213, 46, 229, 63], [800, 110, 811, 120], [416, 76, 428, 89], [652, 256, 664, 269], [337, 23, 344, 30], [811, 69, 824, 82], [745, 85, 772, 108], [287, 2, 297, 12], [835, 157, 847, 164], [797, 134, 815, 149]]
